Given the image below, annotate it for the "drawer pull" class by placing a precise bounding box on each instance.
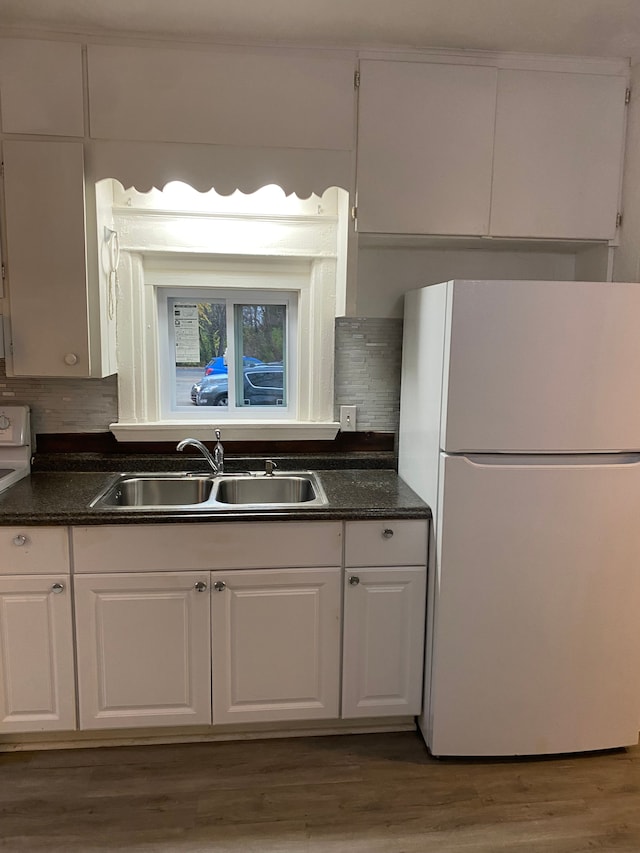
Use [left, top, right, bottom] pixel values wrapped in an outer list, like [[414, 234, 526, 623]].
[[213, 581, 226, 592], [348, 575, 360, 586], [12, 534, 28, 547], [194, 581, 207, 593], [51, 583, 65, 594], [382, 528, 394, 539]]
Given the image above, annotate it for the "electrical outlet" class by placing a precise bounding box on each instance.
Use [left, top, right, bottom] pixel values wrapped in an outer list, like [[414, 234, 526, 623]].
[[340, 405, 357, 432]]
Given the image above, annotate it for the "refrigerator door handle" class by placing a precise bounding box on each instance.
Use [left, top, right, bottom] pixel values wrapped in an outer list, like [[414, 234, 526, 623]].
[[455, 452, 640, 467]]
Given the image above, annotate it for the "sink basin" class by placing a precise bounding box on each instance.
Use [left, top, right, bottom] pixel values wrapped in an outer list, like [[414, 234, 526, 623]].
[[90, 472, 328, 510], [212, 474, 322, 506], [91, 474, 214, 508]]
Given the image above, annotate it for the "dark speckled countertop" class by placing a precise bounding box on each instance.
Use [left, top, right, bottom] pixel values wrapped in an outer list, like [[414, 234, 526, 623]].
[[0, 463, 430, 526]]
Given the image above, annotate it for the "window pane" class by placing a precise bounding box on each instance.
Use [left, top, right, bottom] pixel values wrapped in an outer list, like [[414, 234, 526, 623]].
[[171, 300, 227, 408], [235, 304, 286, 407]]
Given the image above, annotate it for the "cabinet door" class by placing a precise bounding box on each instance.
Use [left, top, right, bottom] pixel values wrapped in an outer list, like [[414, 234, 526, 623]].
[[88, 45, 354, 151], [3, 141, 90, 377], [0, 39, 84, 136], [490, 69, 627, 239], [342, 566, 426, 718], [211, 568, 341, 724], [0, 576, 76, 733], [356, 60, 497, 235], [74, 573, 211, 730]]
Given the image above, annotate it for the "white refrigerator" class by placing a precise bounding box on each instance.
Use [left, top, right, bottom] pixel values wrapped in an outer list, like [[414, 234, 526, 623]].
[[398, 279, 640, 757]]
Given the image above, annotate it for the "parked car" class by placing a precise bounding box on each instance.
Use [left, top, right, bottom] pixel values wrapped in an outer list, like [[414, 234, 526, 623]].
[[190, 375, 206, 404], [203, 355, 262, 376], [193, 364, 284, 406]]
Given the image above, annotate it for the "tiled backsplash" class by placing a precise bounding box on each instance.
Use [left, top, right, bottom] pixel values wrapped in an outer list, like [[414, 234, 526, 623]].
[[0, 318, 403, 436], [0, 361, 119, 435], [334, 318, 403, 432]]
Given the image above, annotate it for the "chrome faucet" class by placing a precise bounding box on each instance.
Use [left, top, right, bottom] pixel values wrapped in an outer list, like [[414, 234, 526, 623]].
[[177, 431, 224, 475]]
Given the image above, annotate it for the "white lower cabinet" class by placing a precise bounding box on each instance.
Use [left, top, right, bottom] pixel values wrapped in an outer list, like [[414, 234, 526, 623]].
[[74, 572, 212, 730], [341, 566, 426, 718], [211, 567, 341, 724], [73, 566, 343, 731], [342, 520, 428, 719], [69, 519, 427, 735], [0, 575, 76, 733]]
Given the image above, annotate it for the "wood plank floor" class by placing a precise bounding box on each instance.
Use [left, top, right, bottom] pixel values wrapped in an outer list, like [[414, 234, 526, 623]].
[[1, 730, 640, 851]]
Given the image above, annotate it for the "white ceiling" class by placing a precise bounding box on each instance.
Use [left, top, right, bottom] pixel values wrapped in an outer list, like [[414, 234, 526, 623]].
[[1, 0, 640, 61]]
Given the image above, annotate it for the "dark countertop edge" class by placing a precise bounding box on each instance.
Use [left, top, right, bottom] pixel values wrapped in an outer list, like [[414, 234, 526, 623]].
[[0, 507, 430, 526]]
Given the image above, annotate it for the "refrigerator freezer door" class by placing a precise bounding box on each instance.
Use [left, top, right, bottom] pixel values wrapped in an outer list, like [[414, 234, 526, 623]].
[[442, 280, 640, 452], [426, 453, 640, 757]]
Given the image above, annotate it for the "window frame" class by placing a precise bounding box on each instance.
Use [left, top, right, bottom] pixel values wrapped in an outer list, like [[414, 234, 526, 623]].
[[158, 284, 298, 420], [112, 255, 339, 442]]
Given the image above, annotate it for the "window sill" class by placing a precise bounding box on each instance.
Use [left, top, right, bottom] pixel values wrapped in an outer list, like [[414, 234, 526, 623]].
[[110, 421, 341, 443]]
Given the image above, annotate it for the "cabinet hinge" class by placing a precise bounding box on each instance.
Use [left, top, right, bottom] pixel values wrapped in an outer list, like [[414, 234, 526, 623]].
[[1, 265, 5, 282], [351, 205, 358, 221], [354, 69, 360, 89], [616, 211, 623, 229], [626, 88, 631, 105], [0, 161, 3, 178]]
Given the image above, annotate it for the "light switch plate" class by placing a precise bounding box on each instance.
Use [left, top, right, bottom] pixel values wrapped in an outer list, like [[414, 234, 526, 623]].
[[340, 405, 357, 432]]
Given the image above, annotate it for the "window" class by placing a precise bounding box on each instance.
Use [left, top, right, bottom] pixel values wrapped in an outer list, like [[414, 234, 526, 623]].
[[160, 286, 296, 418], [103, 182, 348, 441]]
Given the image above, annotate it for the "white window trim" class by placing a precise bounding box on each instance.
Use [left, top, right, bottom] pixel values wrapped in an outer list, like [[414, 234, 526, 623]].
[[110, 203, 341, 442]]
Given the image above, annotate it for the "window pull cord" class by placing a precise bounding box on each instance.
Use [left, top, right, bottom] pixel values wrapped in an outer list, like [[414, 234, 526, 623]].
[[104, 228, 120, 321]]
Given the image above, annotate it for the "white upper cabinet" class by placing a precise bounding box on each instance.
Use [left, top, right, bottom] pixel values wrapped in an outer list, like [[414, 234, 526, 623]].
[[0, 39, 84, 136], [2, 140, 114, 378], [489, 69, 628, 240], [356, 59, 497, 235], [356, 58, 628, 241], [87, 44, 355, 151], [3, 141, 89, 376]]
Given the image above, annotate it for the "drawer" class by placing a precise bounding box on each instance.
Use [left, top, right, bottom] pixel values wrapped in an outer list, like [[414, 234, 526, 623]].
[[344, 519, 428, 567], [0, 527, 70, 575], [72, 522, 343, 573]]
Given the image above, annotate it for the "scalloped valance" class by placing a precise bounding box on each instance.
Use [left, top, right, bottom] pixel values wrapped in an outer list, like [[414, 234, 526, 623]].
[[86, 141, 352, 198]]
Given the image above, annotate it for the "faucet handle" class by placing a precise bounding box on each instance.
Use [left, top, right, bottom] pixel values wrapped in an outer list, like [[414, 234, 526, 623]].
[[213, 428, 224, 474], [265, 459, 277, 476]]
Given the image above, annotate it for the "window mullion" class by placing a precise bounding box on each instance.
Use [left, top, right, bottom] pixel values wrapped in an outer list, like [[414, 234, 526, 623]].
[[225, 297, 237, 409]]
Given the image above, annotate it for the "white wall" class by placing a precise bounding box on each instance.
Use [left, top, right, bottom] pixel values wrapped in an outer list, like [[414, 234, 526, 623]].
[[356, 246, 577, 318]]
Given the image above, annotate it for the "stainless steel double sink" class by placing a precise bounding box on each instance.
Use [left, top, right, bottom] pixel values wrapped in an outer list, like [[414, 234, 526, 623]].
[[90, 471, 328, 511]]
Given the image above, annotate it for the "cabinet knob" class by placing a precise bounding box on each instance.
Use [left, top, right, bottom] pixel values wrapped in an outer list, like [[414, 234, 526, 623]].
[[194, 581, 207, 592], [51, 583, 65, 594], [12, 534, 27, 547], [382, 528, 394, 539], [63, 353, 79, 366], [348, 575, 360, 586], [213, 581, 226, 592]]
